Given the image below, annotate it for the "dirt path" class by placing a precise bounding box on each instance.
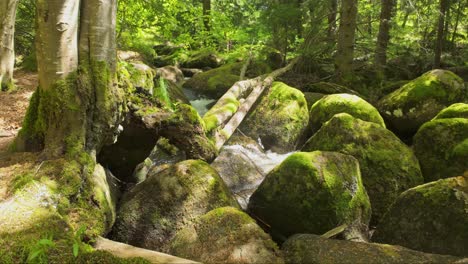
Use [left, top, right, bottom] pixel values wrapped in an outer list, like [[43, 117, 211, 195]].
[[0, 70, 37, 153]]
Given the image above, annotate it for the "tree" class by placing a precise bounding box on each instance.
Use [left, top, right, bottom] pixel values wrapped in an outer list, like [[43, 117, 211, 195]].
[[18, 0, 122, 158], [335, 0, 358, 83], [202, 0, 211, 31], [374, 0, 396, 67], [327, 0, 338, 39], [0, 0, 19, 91], [434, 0, 450, 68]]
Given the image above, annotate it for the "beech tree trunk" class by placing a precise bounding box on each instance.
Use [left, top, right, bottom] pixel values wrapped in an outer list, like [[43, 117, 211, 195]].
[[327, 0, 338, 39], [335, 0, 358, 83], [202, 0, 211, 31], [18, 0, 122, 158], [0, 0, 19, 90], [374, 0, 396, 67], [434, 0, 450, 68]]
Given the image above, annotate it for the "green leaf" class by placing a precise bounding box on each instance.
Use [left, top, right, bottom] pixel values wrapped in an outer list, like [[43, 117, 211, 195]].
[[38, 239, 54, 247], [73, 244, 79, 257]]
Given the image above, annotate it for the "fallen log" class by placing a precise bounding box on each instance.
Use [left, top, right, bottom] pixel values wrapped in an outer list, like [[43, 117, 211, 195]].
[[94, 236, 200, 264], [203, 58, 299, 150]]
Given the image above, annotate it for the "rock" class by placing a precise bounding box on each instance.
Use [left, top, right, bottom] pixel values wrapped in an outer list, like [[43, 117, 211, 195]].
[[91, 164, 122, 234], [181, 49, 223, 69], [110, 160, 240, 252], [413, 117, 468, 182], [170, 207, 284, 264], [378, 69, 467, 139], [373, 176, 468, 257], [303, 113, 423, 224], [304, 82, 360, 96], [153, 42, 184, 56], [117, 50, 144, 62], [181, 68, 203, 77], [159, 104, 217, 162], [241, 82, 309, 153], [182, 62, 271, 99], [303, 92, 325, 110], [282, 234, 462, 264], [211, 134, 293, 209], [156, 66, 185, 86], [126, 62, 156, 95], [248, 151, 371, 242], [434, 103, 468, 119], [309, 93, 385, 134]]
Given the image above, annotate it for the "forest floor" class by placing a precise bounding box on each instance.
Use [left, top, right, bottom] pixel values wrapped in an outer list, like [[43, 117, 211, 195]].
[[0, 70, 37, 153]]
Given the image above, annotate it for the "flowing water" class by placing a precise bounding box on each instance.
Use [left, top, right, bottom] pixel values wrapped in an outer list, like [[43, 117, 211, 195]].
[[182, 87, 216, 116]]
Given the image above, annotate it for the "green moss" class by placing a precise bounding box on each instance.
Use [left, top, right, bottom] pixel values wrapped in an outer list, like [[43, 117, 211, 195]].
[[303, 113, 423, 224], [248, 151, 371, 240], [241, 82, 309, 152], [434, 103, 468, 119], [414, 117, 468, 182], [203, 95, 240, 134], [373, 177, 468, 257], [309, 93, 385, 134]]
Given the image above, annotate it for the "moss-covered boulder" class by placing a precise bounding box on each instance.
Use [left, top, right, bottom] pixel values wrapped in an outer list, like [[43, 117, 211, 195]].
[[170, 207, 284, 263], [110, 160, 239, 252], [248, 151, 371, 242], [156, 66, 184, 86], [303, 113, 423, 224], [378, 69, 467, 138], [413, 117, 468, 182], [434, 103, 468, 119], [373, 176, 468, 257], [181, 49, 223, 69], [240, 82, 309, 153], [282, 234, 462, 264], [303, 92, 326, 110], [309, 93, 385, 134], [183, 62, 271, 98]]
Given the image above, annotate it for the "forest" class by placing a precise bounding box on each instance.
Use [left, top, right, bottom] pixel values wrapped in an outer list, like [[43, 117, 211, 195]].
[[0, 0, 467, 263]]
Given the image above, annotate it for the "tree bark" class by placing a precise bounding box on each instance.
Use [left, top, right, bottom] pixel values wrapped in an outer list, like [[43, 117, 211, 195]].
[[434, 0, 450, 68], [0, 0, 19, 90], [202, 0, 211, 31], [327, 0, 338, 39], [18, 0, 122, 157], [374, 0, 396, 67], [335, 0, 358, 83]]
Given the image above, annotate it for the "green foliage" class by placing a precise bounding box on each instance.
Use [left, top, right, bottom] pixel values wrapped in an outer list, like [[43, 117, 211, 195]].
[[27, 236, 56, 264], [154, 77, 173, 110]]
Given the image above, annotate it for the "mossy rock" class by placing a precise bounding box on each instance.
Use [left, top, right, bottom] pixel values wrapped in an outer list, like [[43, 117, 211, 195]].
[[282, 234, 462, 264], [181, 49, 223, 69], [303, 113, 423, 225], [373, 176, 468, 257], [248, 151, 371, 242], [170, 207, 284, 263], [309, 93, 385, 134], [110, 160, 239, 252], [304, 82, 360, 96], [434, 103, 468, 119], [378, 69, 467, 138], [241, 82, 309, 153], [413, 117, 468, 182]]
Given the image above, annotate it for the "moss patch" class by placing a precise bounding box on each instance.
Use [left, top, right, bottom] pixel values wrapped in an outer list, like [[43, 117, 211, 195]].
[[433, 103, 468, 119], [248, 151, 371, 242], [303, 113, 423, 225]]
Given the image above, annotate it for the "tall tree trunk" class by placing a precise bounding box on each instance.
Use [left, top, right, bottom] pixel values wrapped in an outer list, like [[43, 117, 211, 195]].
[[328, 0, 338, 39], [0, 0, 19, 90], [434, 0, 450, 68], [18, 0, 122, 158], [450, 0, 465, 51], [335, 0, 358, 83], [374, 0, 396, 67], [202, 0, 211, 31]]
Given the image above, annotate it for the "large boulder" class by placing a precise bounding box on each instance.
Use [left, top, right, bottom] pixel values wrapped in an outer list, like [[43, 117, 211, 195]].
[[282, 234, 462, 264], [110, 160, 239, 252], [373, 176, 468, 257], [170, 207, 284, 264], [434, 102, 468, 119], [181, 49, 223, 69], [248, 151, 371, 242], [304, 82, 360, 96], [211, 134, 293, 209], [156, 66, 185, 86], [309, 93, 385, 134], [241, 82, 309, 153], [378, 69, 467, 138], [303, 113, 424, 224], [413, 114, 468, 182], [183, 62, 271, 98]]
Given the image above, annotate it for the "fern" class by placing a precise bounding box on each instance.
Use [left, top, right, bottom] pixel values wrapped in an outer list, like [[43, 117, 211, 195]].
[[155, 77, 173, 111]]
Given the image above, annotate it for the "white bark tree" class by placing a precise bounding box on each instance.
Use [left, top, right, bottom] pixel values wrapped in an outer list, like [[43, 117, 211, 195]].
[[0, 0, 19, 90]]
